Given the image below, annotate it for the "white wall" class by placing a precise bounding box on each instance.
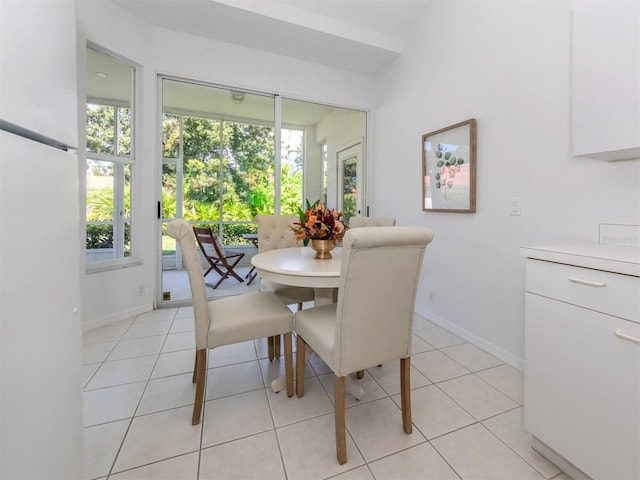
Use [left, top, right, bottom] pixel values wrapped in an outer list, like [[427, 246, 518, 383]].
[[80, 1, 640, 368], [316, 108, 367, 208], [78, 2, 376, 327], [152, 28, 374, 112], [372, 0, 640, 367], [77, 1, 157, 328]]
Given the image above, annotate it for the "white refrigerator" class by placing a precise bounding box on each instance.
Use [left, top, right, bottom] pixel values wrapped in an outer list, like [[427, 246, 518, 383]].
[[0, 1, 84, 478]]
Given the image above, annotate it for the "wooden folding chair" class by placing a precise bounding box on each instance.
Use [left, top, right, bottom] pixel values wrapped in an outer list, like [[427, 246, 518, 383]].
[[192, 226, 245, 289]]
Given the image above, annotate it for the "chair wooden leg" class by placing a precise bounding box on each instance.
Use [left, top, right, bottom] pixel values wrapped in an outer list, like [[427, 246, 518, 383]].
[[192, 351, 198, 383], [274, 334, 281, 359], [192, 349, 207, 425], [284, 332, 293, 397], [400, 357, 412, 434], [296, 335, 307, 397], [268, 336, 275, 361], [335, 375, 347, 465]]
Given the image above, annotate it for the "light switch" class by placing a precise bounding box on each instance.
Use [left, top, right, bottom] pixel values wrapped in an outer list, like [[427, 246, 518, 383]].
[[510, 197, 521, 216]]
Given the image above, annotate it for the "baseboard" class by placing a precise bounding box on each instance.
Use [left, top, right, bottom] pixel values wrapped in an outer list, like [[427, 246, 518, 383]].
[[82, 302, 154, 332], [414, 307, 524, 371], [531, 436, 591, 480]]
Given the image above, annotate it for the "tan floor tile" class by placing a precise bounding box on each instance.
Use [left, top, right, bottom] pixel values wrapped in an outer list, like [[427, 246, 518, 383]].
[[151, 349, 195, 378], [205, 360, 264, 400], [369, 442, 459, 480], [412, 315, 437, 331], [396, 384, 475, 439], [82, 306, 566, 480], [366, 360, 431, 396], [110, 452, 199, 480], [411, 334, 435, 354], [432, 423, 545, 479], [83, 324, 129, 345], [345, 397, 426, 462], [329, 465, 375, 480], [161, 331, 195, 353], [414, 326, 465, 349], [277, 414, 364, 478], [83, 381, 146, 426], [112, 406, 202, 473], [137, 372, 196, 415], [482, 407, 561, 478], [169, 315, 195, 333], [199, 431, 286, 480], [207, 340, 257, 367], [123, 319, 172, 339], [201, 389, 273, 447], [412, 350, 469, 383], [83, 341, 116, 364], [84, 420, 129, 479], [106, 335, 165, 361], [85, 355, 157, 390], [267, 376, 333, 427], [476, 363, 524, 404], [438, 374, 518, 420], [440, 342, 503, 371], [318, 371, 387, 407]]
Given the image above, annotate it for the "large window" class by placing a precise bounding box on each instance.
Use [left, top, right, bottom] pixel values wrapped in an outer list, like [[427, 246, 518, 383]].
[[159, 77, 367, 303], [85, 46, 135, 263], [160, 79, 306, 250]]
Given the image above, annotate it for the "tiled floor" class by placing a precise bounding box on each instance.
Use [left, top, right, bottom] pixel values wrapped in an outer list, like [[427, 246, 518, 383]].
[[82, 307, 570, 480], [162, 265, 259, 302]]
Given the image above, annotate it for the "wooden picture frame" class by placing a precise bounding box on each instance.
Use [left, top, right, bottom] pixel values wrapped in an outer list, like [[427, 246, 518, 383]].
[[422, 118, 477, 213]]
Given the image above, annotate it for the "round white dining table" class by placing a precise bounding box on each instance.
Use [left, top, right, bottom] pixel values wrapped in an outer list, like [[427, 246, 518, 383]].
[[251, 246, 342, 306], [251, 246, 361, 395]]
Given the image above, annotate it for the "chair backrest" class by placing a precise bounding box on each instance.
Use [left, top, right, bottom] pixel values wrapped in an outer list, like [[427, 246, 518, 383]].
[[333, 226, 434, 375], [166, 220, 211, 350], [349, 216, 396, 228], [256, 214, 299, 253], [193, 226, 225, 258]]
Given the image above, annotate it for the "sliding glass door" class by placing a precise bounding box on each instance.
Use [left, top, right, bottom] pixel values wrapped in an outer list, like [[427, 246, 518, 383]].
[[158, 76, 367, 304]]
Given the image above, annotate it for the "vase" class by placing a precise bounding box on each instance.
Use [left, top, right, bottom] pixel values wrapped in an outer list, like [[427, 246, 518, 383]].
[[310, 239, 336, 259]]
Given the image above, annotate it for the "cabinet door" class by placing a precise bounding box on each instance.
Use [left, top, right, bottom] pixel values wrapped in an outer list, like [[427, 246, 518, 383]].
[[524, 293, 640, 479], [0, 132, 83, 479], [571, 1, 640, 160], [0, 0, 77, 146]]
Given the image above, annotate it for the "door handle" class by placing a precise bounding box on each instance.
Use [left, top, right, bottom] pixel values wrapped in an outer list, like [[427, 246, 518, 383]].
[[615, 330, 640, 345], [568, 276, 607, 287]]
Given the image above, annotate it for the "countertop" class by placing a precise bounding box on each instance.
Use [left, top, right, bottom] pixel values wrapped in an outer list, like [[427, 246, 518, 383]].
[[521, 244, 640, 277]]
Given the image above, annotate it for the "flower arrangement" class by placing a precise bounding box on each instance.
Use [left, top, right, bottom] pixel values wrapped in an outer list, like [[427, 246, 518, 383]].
[[291, 200, 347, 244]]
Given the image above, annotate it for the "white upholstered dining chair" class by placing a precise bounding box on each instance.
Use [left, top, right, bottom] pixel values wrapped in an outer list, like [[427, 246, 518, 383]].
[[166, 219, 294, 425], [257, 214, 315, 360], [295, 226, 434, 464], [347, 215, 397, 377], [348, 216, 396, 228]]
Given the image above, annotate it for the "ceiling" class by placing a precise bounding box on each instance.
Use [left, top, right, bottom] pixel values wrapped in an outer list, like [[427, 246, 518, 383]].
[[112, 0, 430, 74], [87, 47, 339, 126], [90, 0, 427, 125]]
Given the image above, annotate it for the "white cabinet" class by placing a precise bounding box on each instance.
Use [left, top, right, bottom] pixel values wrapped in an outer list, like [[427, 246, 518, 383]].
[[0, 0, 78, 146], [0, 2, 83, 479], [522, 245, 640, 479], [571, 1, 640, 161]]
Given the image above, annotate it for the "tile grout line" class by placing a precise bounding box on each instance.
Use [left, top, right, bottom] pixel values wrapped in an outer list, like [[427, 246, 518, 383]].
[[83, 313, 533, 479], [105, 310, 179, 479]]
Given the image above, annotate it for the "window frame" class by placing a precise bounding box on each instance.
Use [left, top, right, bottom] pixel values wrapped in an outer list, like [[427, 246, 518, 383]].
[[85, 44, 140, 273]]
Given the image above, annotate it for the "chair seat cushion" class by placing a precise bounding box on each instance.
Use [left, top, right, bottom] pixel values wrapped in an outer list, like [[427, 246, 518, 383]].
[[208, 292, 293, 348], [295, 304, 337, 371], [260, 279, 315, 305]]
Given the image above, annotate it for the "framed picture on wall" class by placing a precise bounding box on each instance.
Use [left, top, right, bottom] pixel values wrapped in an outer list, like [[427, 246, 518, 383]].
[[422, 118, 477, 213]]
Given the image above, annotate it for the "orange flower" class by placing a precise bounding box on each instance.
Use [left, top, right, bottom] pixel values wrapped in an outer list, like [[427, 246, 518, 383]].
[[290, 202, 348, 243]]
